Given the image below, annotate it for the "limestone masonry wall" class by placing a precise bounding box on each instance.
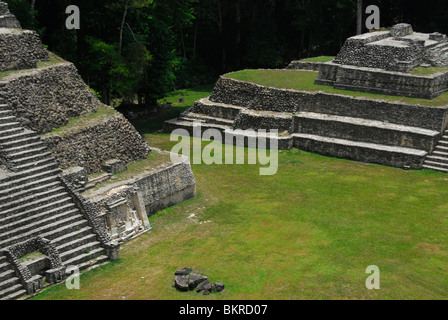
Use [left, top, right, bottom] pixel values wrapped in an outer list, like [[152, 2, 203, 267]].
[[1, 62, 100, 134], [316, 63, 448, 99], [0, 30, 49, 71], [210, 76, 448, 132], [133, 157, 196, 215], [86, 155, 197, 216], [42, 112, 151, 174]]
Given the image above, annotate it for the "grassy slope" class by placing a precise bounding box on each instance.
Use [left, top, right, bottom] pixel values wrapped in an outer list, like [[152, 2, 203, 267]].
[[227, 69, 448, 107], [33, 85, 448, 300]]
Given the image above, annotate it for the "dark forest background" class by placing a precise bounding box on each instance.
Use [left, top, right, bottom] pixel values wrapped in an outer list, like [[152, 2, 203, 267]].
[[5, 0, 448, 107]]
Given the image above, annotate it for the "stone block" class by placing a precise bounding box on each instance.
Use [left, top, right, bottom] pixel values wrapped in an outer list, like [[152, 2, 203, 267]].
[[390, 23, 413, 37], [102, 159, 127, 174]]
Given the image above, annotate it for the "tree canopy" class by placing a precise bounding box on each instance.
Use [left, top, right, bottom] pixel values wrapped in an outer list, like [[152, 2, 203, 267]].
[[6, 0, 448, 107]]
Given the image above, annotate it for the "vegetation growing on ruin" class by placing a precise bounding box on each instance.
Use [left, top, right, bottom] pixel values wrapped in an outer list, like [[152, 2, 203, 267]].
[[226, 69, 448, 107], [301, 56, 335, 63], [0, 51, 65, 80], [40, 104, 117, 138], [81, 151, 174, 195], [411, 66, 448, 76]]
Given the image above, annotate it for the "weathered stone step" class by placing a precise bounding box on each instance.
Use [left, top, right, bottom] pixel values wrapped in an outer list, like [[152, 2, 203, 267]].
[[0, 165, 60, 186], [3, 141, 45, 156], [0, 202, 76, 231], [424, 160, 448, 169], [0, 194, 71, 222], [40, 219, 90, 243], [0, 129, 36, 144], [76, 254, 109, 272], [0, 269, 14, 284], [435, 145, 448, 152], [0, 208, 82, 243], [426, 155, 448, 164], [57, 234, 98, 254], [0, 110, 13, 118], [191, 98, 245, 120], [0, 206, 79, 236], [0, 135, 40, 149], [293, 112, 439, 150], [433, 150, 448, 157], [0, 193, 71, 219], [180, 112, 234, 126], [8, 151, 53, 167], [0, 116, 16, 125], [292, 133, 427, 169], [14, 157, 57, 172], [63, 248, 107, 268], [0, 185, 66, 211], [0, 282, 24, 300], [0, 277, 19, 292], [0, 214, 86, 249], [0, 127, 23, 138], [0, 174, 58, 198], [164, 118, 230, 136], [0, 121, 21, 132], [60, 241, 103, 262], [0, 288, 26, 301], [0, 257, 10, 273], [51, 226, 95, 248], [422, 164, 448, 173]]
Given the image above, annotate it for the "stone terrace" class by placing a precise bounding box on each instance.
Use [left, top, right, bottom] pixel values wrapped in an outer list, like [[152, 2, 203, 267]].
[[165, 73, 448, 172], [315, 24, 448, 99]]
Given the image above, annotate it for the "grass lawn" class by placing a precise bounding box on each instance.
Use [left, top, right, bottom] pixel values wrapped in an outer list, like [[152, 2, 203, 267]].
[[301, 56, 335, 63], [226, 69, 448, 107], [33, 85, 448, 300]]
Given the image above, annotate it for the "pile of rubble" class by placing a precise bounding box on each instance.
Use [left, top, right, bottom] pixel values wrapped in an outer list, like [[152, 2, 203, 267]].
[[174, 267, 225, 296]]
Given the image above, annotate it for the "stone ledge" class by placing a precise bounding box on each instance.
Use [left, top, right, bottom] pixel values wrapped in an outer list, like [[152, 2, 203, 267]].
[[316, 62, 448, 99], [292, 133, 427, 169], [211, 76, 448, 132]]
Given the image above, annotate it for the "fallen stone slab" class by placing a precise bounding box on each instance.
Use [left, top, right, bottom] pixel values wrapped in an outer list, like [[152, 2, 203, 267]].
[[175, 267, 192, 276], [174, 275, 189, 291], [188, 273, 208, 290], [196, 279, 212, 293]]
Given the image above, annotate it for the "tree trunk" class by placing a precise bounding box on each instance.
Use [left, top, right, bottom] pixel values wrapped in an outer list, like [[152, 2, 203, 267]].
[[180, 26, 187, 58], [119, 0, 130, 54], [357, 0, 363, 35], [193, 18, 199, 59]]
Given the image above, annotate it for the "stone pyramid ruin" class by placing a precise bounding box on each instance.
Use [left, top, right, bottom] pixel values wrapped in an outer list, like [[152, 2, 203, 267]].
[[315, 23, 448, 99], [0, 2, 195, 300], [165, 24, 448, 174]]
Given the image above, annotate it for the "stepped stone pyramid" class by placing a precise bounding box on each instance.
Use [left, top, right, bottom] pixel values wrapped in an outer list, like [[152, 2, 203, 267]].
[[316, 23, 448, 99], [0, 2, 195, 300], [165, 24, 448, 174]]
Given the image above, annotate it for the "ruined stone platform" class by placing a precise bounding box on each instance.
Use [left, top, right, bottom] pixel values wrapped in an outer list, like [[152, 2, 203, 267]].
[[315, 24, 448, 99], [164, 73, 448, 171]]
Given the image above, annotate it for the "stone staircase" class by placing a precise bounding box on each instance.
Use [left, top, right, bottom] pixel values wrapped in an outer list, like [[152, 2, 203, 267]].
[[426, 41, 448, 67], [164, 98, 244, 135], [0, 101, 108, 300], [423, 129, 448, 172]]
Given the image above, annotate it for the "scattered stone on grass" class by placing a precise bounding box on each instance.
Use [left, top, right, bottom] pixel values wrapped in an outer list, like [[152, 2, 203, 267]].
[[173, 267, 225, 295]]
